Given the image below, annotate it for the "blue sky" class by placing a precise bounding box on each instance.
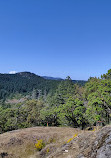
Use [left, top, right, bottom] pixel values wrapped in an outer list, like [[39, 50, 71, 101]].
[[0, 0, 111, 80]]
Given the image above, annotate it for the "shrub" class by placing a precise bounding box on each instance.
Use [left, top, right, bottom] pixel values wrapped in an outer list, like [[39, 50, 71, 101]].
[[35, 139, 45, 151]]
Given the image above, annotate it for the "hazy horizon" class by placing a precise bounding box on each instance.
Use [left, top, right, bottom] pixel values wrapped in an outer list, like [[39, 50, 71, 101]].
[[0, 70, 105, 81]]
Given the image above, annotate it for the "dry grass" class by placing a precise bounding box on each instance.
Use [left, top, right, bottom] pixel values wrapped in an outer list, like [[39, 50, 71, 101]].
[[0, 126, 97, 158]]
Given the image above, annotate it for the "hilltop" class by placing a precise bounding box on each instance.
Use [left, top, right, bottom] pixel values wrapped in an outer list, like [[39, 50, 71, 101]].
[[0, 126, 111, 158]]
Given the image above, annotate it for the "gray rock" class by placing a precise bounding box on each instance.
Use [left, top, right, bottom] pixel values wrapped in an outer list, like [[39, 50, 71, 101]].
[[90, 127, 111, 158], [96, 131, 111, 158]]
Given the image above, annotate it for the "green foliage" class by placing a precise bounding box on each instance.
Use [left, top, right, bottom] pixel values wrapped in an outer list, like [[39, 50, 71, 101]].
[[0, 72, 60, 100], [84, 75, 111, 126], [0, 99, 45, 133], [1, 69, 111, 133], [40, 77, 87, 129]]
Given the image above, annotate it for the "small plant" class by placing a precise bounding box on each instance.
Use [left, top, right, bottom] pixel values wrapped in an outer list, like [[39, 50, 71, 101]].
[[67, 134, 78, 143], [35, 139, 45, 151], [67, 138, 73, 143], [73, 134, 78, 138], [46, 148, 49, 153], [92, 126, 96, 131]]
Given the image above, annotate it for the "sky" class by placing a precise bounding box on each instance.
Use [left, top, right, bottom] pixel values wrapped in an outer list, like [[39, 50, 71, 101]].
[[0, 0, 111, 80]]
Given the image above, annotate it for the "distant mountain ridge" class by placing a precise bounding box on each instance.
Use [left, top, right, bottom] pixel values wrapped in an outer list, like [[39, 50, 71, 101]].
[[42, 76, 87, 85], [15, 72, 87, 85], [72, 79, 87, 85], [42, 76, 63, 80], [0, 72, 87, 100], [42, 75, 87, 85], [6, 71, 87, 82], [0, 72, 61, 100]]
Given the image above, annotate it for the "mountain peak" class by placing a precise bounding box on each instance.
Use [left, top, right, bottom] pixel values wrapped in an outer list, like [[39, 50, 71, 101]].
[[16, 72, 39, 78]]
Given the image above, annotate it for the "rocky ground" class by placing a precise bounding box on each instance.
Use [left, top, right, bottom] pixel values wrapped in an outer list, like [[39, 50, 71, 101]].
[[0, 126, 111, 158]]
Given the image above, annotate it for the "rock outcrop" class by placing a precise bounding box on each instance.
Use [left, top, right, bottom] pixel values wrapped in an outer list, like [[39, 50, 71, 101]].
[[77, 126, 111, 158]]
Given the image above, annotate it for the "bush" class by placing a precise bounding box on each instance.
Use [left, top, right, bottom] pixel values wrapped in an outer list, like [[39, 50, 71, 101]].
[[35, 139, 45, 151]]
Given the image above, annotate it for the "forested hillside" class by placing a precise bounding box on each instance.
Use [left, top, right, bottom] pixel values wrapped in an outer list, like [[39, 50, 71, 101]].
[[0, 72, 86, 101], [0, 72, 61, 100], [0, 70, 111, 133]]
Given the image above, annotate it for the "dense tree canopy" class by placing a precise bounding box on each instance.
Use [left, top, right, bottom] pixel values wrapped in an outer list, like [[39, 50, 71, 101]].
[[0, 69, 111, 133]]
